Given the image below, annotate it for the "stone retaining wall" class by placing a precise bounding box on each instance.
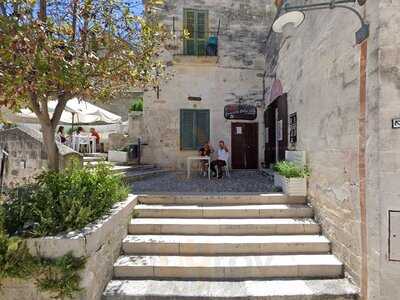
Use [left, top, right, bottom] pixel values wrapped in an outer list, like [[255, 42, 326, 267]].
[[1, 195, 138, 300]]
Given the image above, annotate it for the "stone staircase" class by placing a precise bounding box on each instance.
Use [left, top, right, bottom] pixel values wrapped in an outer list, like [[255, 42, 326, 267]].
[[102, 194, 358, 299], [83, 154, 166, 182]]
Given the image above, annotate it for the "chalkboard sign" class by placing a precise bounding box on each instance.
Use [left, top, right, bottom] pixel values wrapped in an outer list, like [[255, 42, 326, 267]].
[[224, 104, 257, 120]]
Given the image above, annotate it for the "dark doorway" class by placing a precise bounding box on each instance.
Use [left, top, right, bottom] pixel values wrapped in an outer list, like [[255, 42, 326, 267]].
[[264, 94, 288, 167], [231, 123, 258, 169]]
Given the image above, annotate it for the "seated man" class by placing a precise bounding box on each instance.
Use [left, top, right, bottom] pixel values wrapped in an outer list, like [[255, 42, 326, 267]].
[[210, 140, 229, 179], [199, 142, 213, 176]]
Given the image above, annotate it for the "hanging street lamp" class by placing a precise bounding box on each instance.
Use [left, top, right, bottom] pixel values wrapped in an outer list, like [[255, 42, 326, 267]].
[[272, 0, 368, 44]]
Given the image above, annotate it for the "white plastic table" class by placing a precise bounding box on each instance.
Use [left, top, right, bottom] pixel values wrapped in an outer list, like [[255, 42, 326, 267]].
[[187, 156, 211, 180], [72, 135, 97, 153]]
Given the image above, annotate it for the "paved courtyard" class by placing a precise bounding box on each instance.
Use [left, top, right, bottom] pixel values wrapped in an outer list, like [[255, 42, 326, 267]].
[[131, 170, 276, 194]]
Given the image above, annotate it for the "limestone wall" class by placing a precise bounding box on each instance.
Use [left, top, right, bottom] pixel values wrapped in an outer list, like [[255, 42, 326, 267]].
[[143, 0, 273, 169], [373, 1, 400, 299], [268, 0, 382, 289]]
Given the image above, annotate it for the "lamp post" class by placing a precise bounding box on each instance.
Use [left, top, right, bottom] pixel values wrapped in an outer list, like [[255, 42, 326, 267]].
[[271, 1, 369, 299]]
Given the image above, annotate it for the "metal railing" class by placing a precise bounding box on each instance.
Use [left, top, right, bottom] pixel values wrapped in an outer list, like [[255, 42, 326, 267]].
[[167, 29, 219, 57]]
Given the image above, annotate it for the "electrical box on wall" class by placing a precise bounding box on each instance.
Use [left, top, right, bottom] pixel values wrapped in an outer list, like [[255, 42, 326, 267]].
[[389, 211, 400, 261]]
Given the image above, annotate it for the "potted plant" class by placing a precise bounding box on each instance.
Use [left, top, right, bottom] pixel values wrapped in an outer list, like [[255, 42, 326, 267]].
[[108, 146, 129, 163], [273, 161, 310, 196]]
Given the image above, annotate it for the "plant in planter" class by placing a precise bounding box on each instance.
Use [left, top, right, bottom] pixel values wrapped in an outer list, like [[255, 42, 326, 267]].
[[129, 98, 144, 112], [273, 161, 310, 196], [0, 163, 129, 299]]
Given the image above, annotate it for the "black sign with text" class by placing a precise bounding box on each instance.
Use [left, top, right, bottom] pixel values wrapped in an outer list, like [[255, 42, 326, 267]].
[[224, 104, 257, 121], [393, 118, 400, 129]]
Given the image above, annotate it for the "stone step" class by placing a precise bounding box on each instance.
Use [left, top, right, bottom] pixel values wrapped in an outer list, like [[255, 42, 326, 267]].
[[83, 156, 106, 162], [103, 278, 358, 300], [138, 194, 306, 205], [122, 234, 331, 255], [122, 169, 168, 183], [113, 254, 343, 279], [129, 218, 320, 235], [135, 204, 314, 218]]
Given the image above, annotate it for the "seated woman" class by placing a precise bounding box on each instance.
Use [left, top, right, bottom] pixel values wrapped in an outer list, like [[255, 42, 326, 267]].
[[198, 142, 213, 176], [56, 126, 66, 144], [210, 140, 229, 179]]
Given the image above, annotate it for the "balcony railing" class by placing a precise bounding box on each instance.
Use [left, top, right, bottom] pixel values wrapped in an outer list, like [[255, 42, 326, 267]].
[[167, 30, 219, 57]]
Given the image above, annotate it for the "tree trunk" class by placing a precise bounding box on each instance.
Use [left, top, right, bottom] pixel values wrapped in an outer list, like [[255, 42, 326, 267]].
[[41, 123, 59, 171]]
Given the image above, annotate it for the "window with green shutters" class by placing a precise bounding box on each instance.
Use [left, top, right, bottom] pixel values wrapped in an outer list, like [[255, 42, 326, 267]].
[[183, 9, 208, 56], [180, 109, 210, 150]]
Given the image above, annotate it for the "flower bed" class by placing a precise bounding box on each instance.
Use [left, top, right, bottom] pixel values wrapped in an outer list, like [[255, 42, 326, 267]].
[[0, 163, 135, 300]]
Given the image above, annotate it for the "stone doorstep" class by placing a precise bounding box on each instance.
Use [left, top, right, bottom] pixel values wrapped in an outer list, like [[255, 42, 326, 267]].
[[103, 279, 359, 300], [128, 218, 321, 235], [122, 234, 331, 255], [26, 195, 138, 258], [113, 254, 344, 279], [137, 193, 307, 205], [134, 204, 314, 218]]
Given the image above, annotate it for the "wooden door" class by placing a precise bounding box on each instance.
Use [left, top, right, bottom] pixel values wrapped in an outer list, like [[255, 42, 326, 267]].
[[264, 103, 276, 167], [264, 94, 288, 166], [231, 123, 259, 169]]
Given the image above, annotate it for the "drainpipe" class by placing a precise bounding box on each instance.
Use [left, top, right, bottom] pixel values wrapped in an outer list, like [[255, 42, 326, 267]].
[[358, 31, 369, 300]]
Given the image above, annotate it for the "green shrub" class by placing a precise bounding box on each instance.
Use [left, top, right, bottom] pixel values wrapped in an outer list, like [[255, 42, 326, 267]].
[[273, 161, 310, 178], [129, 98, 144, 112], [3, 163, 129, 237]]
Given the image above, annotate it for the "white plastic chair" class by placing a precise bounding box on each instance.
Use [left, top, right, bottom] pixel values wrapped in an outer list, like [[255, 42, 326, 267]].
[[216, 158, 231, 178]]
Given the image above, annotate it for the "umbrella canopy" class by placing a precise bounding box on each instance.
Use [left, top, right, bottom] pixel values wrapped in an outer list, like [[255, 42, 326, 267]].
[[9, 98, 122, 125]]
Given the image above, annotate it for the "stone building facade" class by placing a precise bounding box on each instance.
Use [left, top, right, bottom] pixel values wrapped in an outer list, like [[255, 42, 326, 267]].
[[142, 0, 274, 170], [0, 126, 82, 187], [265, 1, 400, 299]]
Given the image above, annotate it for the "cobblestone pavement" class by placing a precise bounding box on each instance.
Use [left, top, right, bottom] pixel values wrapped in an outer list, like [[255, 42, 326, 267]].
[[131, 170, 276, 194]]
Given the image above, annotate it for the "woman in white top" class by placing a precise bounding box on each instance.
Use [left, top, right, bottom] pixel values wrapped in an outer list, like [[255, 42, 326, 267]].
[[211, 140, 229, 179]]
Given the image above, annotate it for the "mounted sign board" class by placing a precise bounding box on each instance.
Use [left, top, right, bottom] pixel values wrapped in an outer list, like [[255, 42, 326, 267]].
[[224, 104, 257, 121], [389, 210, 400, 261], [289, 112, 297, 145], [188, 96, 202, 102], [392, 118, 400, 129]]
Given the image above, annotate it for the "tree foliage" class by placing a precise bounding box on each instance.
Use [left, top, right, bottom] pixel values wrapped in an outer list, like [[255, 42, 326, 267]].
[[0, 0, 167, 169]]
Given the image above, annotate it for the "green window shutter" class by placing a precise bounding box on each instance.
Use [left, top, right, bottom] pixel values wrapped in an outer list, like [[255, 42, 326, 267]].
[[180, 109, 210, 150], [183, 9, 208, 56], [184, 10, 196, 55], [196, 11, 208, 56], [180, 110, 195, 150], [195, 110, 210, 148]]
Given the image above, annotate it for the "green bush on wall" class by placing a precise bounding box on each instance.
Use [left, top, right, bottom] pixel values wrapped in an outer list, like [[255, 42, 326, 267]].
[[273, 161, 310, 178], [4, 163, 129, 237], [129, 97, 144, 112], [0, 163, 129, 298]]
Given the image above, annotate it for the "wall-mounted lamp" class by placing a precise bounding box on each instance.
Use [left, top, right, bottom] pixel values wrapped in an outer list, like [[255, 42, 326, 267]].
[[272, 0, 369, 44]]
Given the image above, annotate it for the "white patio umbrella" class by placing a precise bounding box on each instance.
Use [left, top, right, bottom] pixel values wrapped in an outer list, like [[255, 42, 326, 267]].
[[9, 98, 122, 125]]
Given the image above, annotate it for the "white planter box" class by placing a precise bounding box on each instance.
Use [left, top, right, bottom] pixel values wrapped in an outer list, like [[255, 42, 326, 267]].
[[274, 173, 307, 197], [108, 150, 129, 163]]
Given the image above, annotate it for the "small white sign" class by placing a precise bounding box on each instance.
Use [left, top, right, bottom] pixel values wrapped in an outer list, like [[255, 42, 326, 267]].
[[265, 127, 269, 143], [393, 118, 400, 129], [236, 127, 242, 135]]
